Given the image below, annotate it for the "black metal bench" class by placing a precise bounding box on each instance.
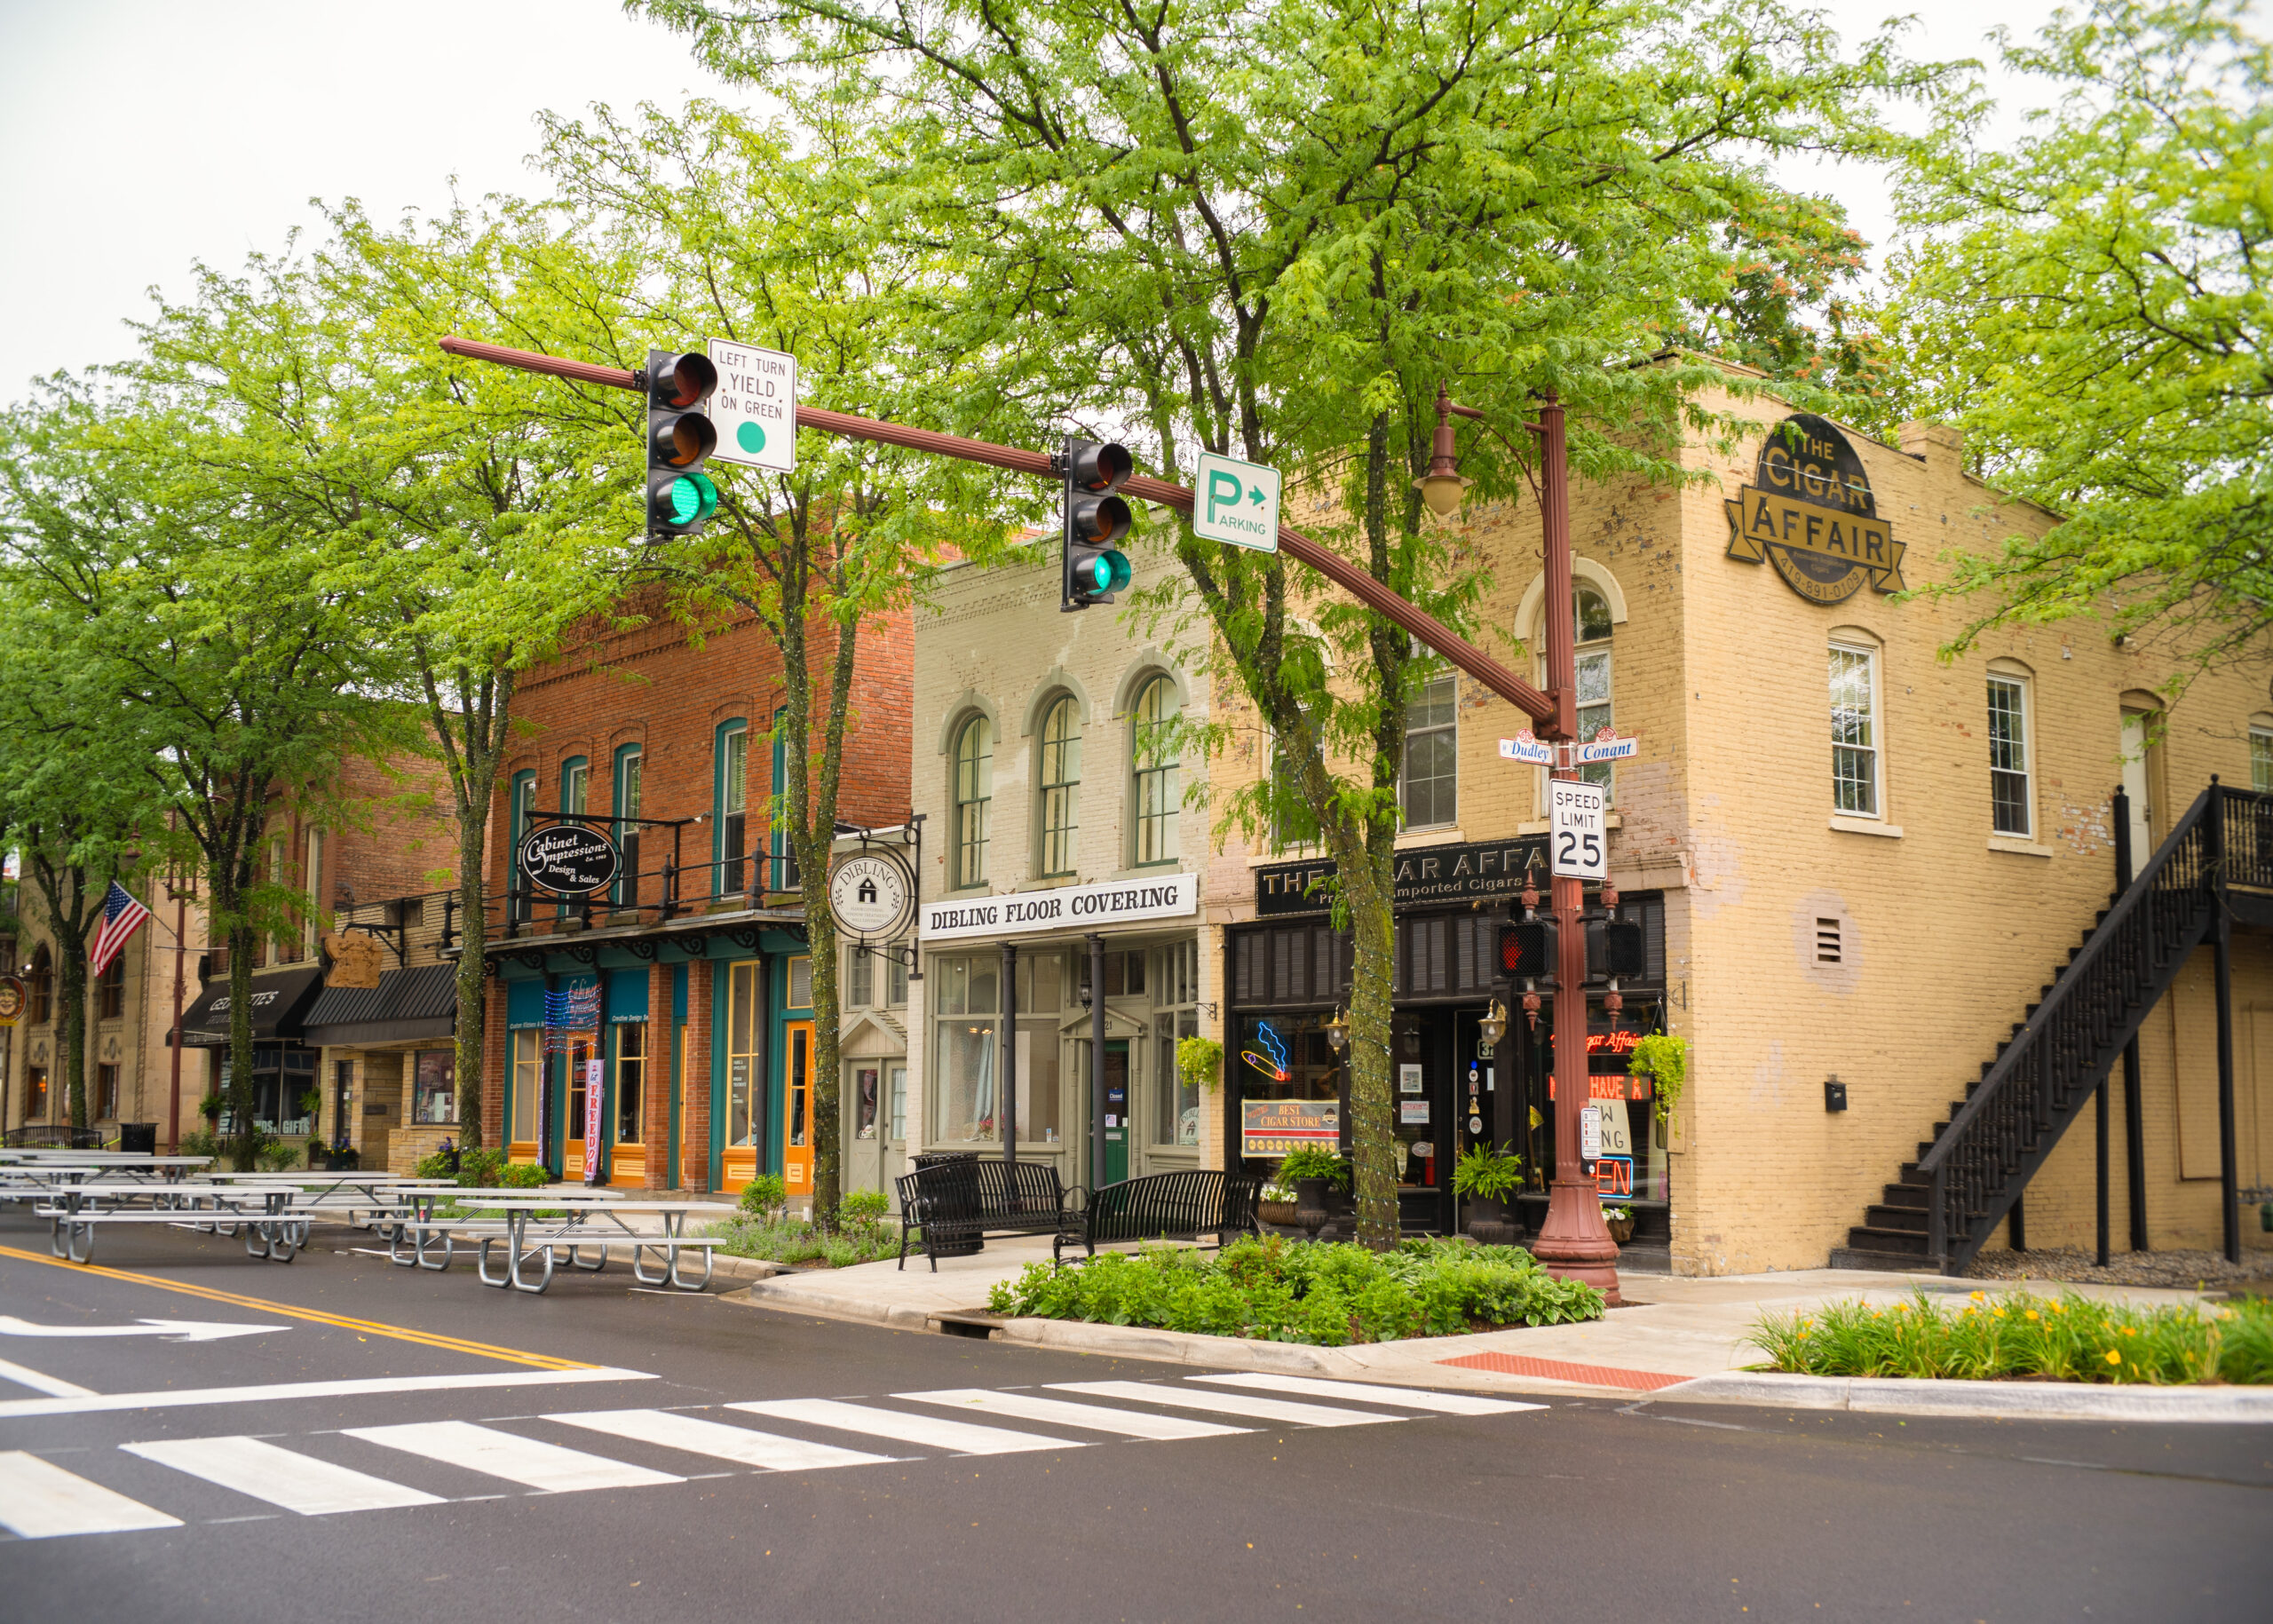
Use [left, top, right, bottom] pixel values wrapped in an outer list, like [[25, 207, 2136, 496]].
[[895, 1155, 1081, 1271], [1058, 1169, 1263, 1264]]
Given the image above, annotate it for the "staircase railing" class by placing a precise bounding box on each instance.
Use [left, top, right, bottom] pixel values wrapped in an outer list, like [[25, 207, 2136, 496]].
[[1921, 782, 2235, 1271]]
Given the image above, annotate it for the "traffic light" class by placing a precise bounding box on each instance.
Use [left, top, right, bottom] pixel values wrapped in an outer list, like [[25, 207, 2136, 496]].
[[645, 348, 719, 537], [1586, 917, 1646, 983], [1059, 437, 1133, 611], [1498, 918, 1557, 982]]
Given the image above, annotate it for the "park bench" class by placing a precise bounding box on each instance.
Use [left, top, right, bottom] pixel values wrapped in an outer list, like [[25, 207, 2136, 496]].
[[894, 1155, 1081, 1271], [1057, 1169, 1264, 1265], [390, 1193, 733, 1294]]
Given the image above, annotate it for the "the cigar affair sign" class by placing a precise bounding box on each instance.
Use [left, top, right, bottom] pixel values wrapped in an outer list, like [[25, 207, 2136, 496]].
[[1724, 414, 1905, 606]]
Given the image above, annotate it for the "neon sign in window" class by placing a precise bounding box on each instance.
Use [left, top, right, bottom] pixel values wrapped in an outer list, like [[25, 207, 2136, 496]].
[[1240, 1022, 1290, 1081]]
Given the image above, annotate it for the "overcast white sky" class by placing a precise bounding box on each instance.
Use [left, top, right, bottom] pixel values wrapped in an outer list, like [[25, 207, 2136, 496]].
[[0, 0, 2063, 400]]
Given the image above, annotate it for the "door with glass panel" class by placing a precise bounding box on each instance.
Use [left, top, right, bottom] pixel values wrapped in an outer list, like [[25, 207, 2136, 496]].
[[564, 1038, 593, 1181], [782, 1021, 815, 1201], [723, 961, 764, 1189], [612, 1021, 646, 1186], [508, 1029, 542, 1163]]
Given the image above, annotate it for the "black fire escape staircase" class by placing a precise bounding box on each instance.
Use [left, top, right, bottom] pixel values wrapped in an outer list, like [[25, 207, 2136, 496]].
[[1838, 780, 2268, 1275]]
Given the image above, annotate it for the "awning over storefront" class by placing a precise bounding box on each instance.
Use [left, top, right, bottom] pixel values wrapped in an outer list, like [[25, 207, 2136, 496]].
[[176, 967, 327, 1049], [299, 963, 460, 1049]]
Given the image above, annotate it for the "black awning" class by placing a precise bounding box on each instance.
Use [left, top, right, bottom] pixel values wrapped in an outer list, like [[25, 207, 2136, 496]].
[[176, 967, 328, 1048], [300, 963, 459, 1048]]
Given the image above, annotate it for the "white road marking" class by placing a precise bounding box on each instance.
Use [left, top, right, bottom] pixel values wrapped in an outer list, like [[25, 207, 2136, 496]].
[[0, 1355, 93, 1398], [729, 1398, 1081, 1455], [549, 1408, 902, 1472], [1190, 1373, 1547, 1415], [0, 1450, 181, 1538], [0, 1365, 652, 1422], [0, 1314, 285, 1343], [123, 1436, 445, 1516], [345, 1421, 684, 1493], [1046, 1380, 1400, 1427], [898, 1388, 1250, 1440]]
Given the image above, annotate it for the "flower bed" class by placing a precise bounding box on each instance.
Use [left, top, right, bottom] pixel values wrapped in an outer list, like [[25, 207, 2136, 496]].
[[986, 1235, 1604, 1347], [1749, 1288, 2273, 1385]]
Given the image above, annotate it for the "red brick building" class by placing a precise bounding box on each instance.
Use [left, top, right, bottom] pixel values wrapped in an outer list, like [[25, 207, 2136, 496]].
[[479, 587, 914, 1196]]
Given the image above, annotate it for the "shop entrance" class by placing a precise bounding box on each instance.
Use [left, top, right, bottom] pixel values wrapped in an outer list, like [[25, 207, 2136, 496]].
[[783, 1020, 814, 1201], [1392, 1007, 1498, 1233], [1103, 1039, 1130, 1184]]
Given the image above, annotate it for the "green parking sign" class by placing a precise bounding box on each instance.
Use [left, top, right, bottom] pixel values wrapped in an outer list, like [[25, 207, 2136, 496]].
[[1192, 451, 1280, 551]]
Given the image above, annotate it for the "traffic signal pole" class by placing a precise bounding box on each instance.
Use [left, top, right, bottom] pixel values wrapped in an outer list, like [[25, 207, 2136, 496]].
[[436, 336, 1559, 726]]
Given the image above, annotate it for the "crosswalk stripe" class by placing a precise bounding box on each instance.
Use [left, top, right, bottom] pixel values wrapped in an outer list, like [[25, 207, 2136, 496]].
[[896, 1388, 1251, 1441], [729, 1398, 1082, 1455], [122, 1436, 445, 1516], [547, 1409, 902, 1472], [344, 1421, 683, 1493], [0, 1450, 181, 1538], [1190, 1373, 1547, 1415], [1046, 1380, 1400, 1427]]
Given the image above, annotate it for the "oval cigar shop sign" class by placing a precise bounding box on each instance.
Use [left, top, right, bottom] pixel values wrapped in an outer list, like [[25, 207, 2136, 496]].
[[1723, 414, 1905, 606]]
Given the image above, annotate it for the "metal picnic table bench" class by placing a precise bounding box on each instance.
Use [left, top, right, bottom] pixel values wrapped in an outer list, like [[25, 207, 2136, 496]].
[[391, 1192, 735, 1294], [33, 1180, 318, 1264]]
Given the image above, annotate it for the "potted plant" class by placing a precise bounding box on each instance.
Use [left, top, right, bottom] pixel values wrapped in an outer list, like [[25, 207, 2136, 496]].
[[1453, 1142, 1525, 1242], [1256, 1180, 1298, 1230], [1276, 1147, 1352, 1240], [1628, 1033, 1689, 1132], [1602, 1204, 1635, 1244]]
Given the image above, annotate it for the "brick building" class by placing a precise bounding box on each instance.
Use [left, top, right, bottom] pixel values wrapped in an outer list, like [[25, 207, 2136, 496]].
[[479, 586, 913, 1199], [1204, 375, 2273, 1274]]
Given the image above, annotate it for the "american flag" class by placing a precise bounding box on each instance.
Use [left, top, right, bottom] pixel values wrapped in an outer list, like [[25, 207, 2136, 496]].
[[89, 881, 152, 978]]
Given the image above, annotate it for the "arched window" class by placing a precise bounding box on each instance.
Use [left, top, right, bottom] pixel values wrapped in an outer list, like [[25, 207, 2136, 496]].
[[509, 771, 536, 922], [1037, 695, 1081, 877], [1132, 675, 1180, 866], [953, 715, 992, 888], [27, 944, 51, 1026], [1572, 584, 1613, 792]]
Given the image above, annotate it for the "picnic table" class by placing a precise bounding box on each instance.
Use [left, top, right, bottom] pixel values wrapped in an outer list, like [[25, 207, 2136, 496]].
[[33, 1180, 316, 1264], [0, 1151, 210, 1185], [392, 1192, 734, 1295]]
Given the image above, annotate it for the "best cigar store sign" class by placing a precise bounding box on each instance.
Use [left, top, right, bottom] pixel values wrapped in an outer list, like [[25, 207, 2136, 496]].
[[1724, 413, 1905, 606]]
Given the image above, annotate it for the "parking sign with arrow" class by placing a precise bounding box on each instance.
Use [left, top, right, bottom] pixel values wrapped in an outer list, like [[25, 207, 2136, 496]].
[[1192, 451, 1280, 551]]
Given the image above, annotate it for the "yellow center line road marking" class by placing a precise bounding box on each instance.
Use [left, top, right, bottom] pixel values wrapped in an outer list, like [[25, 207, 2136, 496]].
[[0, 1244, 591, 1371]]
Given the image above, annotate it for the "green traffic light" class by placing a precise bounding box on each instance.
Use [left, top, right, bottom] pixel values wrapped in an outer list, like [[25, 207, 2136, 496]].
[[665, 476, 702, 526], [691, 471, 718, 521], [1101, 550, 1131, 590]]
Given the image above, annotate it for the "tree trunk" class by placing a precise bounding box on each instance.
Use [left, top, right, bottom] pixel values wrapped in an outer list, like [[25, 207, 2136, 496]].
[[1340, 850, 1399, 1248], [450, 757, 500, 1152], [59, 938, 88, 1133], [226, 916, 257, 1170]]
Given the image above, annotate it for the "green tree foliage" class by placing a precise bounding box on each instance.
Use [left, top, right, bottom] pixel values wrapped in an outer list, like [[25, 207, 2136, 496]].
[[636, 0, 1935, 1242], [1891, 0, 2272, 672]]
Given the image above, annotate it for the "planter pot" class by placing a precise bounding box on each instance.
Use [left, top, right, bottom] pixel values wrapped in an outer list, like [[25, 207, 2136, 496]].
[[1606, 1215, 1636, 1245], [1257, 1200, 1298, 1228], [1294, 1177, 1333, 1240], [1464, 1195, 1521, 1247]]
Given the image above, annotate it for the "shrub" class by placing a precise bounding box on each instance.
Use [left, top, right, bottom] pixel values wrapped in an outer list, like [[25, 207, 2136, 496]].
[[987, 1235, 1604, 1346], [254, 1138, 298, 1171], [455, 1148, 507, 1188], [740, 1174, 787, 1216], [704, 1213, 902, 1268], [1452, 1143, 1524, 1201], [1276, 1147, 1353, 1191], [841, 1189, 890, 1225], [414, 1150, 455, 1181], [178, 1129, 219, 1158], [1749, 1288, 2273, 1385], [497, 1161, 550, 1190]]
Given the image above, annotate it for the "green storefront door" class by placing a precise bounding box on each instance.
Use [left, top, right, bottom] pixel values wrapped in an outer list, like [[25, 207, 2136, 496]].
[[1104, 1040, 1130, 1185]]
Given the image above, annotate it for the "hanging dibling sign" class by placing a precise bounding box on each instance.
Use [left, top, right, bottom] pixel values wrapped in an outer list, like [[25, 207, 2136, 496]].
[[1723, 414, 1905, 606]]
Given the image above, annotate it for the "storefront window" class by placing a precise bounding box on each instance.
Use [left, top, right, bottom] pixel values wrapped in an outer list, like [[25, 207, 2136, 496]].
[[1233, 1011, 1343, 1168], [220, 1045, 320, 1133], [616, 1022, 645, 1142], [511, 1028, 541, 1142], [413, 1050, 455, 1125], [565, 1039, 591, 1143], [888, 1063, 907, 1142], [727, 961, 761, 1149], [932, 950, 1062, 1144], [1153, 940, 1200, 1146]]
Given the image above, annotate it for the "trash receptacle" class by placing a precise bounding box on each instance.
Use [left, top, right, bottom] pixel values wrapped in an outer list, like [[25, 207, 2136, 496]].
[[119, 1122, 158, 1154]]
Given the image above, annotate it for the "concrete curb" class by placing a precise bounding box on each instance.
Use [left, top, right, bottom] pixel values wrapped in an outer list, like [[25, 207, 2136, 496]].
[[1650, 1370, 2273, 1423]]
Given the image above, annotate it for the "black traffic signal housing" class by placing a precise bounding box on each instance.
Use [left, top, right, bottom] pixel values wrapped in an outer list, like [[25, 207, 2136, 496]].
[[645, 348, 720, 537], [1498, 918, 1556, 982], [1587, 916, 1646, 983], [1059, 437, 1133, 611]]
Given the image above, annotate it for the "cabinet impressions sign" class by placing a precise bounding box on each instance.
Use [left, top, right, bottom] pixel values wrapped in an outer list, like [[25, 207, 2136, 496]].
[[920, 871, 1197, 943], [518, 823, 621, 897]]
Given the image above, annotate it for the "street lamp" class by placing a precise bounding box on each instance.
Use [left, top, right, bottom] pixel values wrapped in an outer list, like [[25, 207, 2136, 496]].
[[1430, 384, 1623, 1305], [1478, 999, 1509, 1050], [1323, 1008, 1351, 1056]]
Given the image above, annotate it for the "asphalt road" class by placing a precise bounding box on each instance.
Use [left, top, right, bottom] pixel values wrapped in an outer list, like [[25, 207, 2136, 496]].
[[0, 1208, 2265, 1623]]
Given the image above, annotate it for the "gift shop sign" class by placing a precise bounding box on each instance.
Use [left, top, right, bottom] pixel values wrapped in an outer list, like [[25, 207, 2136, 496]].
[[920, 871, 1196, 943], [1724, 414, 1905, 606]]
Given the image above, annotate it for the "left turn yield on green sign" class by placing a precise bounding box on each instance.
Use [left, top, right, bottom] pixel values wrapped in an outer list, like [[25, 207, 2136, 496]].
[[1192, 451, 1280, 551], [708, 337, 797, 473]]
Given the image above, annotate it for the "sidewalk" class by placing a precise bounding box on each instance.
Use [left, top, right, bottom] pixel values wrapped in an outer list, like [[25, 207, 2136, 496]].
[[723, 1242, 2229, 1406]]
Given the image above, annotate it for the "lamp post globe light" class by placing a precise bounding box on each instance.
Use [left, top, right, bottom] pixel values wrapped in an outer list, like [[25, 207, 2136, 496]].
[[1425, 384, 1622, 1303]]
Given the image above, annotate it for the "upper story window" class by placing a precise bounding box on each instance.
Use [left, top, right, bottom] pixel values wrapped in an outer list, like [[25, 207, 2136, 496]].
[[1987, 670, 2032, 836], [769, 710, 800, 893], [97, 955, 125, 1020], [614, 747, 643, 907], [27, 944, 51, 1026], [2252, 720, 2273, 794], [510, 772, 536, 921], [1132, 674, 1180, 866], [1830, 642, 1881, 817], [268, 832, 298, 964], [717, 723, 748, 896], [561, 757, 589, 816], [1401, 670, 1457, 828], [953, 714, 992, 889], [1530, 583, 1617, 803], [1039, 695, 1081, 877], [846, 943, 874, 1009], [303, 828, 324, 955]]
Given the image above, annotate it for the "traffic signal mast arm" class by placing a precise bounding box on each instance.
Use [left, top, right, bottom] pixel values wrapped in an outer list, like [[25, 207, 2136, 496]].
[[436, 335, 1557, 727]]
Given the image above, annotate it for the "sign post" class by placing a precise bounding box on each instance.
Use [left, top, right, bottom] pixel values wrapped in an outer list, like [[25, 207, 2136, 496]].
[[707, 338, 798, 473], [1191, 451, 1280, 551]]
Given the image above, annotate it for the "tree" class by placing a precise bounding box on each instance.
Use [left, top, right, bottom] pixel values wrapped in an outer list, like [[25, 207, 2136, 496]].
[[636, 0, 1935, 1243], [532, 101, 1016, 1215], [1890, 0, 2272, 673]]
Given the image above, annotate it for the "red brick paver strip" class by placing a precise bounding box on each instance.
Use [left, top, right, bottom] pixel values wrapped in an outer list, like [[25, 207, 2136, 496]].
[[1436, 1351, 1691, 1390]]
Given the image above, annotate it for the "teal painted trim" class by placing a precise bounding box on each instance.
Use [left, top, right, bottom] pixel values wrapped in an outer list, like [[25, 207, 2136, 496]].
[[768, 706, 788, 895], [667, 963, 686, 1188], [765, 950, 790, 1176], [711, 718, 748, 898], [606, 967, 649, 1022], [709, 956, 729, 1189]]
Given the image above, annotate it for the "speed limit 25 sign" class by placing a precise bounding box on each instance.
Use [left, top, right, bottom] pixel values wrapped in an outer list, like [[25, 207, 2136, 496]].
[[1549, 779, 1608, 880]]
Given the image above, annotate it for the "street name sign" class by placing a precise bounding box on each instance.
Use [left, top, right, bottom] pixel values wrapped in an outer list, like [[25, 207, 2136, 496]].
[[1192, 451, 1280, 551], [1574, 730, 1640, 765], [1549, 779, 1608, 881], [1499, 733, 1555, 766], [707, 338, 797, 473]]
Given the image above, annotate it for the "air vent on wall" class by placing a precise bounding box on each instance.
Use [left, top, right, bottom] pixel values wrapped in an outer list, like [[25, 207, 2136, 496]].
[[1816, 918, 1842, 964]]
